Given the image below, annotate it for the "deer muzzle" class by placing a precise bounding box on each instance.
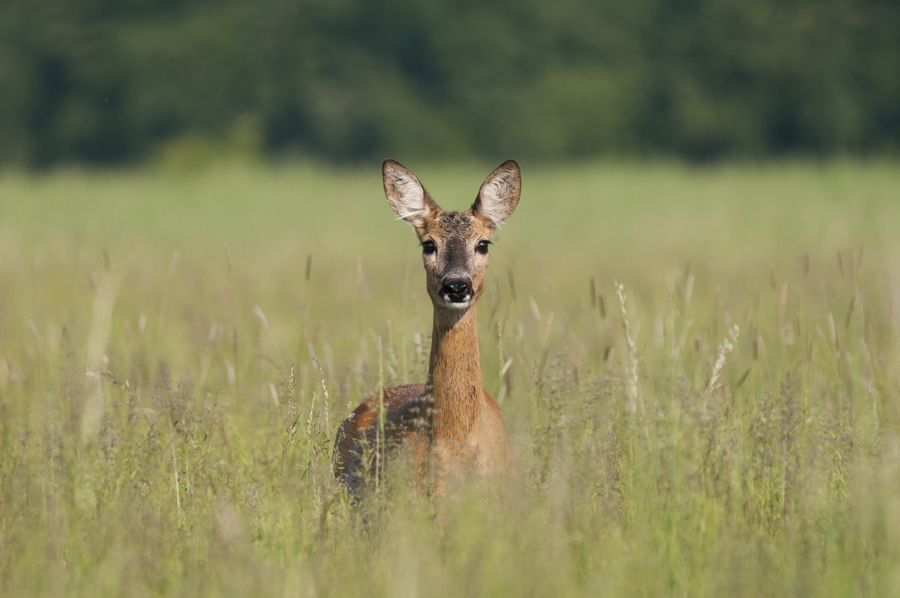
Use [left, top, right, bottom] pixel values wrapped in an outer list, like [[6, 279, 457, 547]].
[[440, 278, 473, 307]]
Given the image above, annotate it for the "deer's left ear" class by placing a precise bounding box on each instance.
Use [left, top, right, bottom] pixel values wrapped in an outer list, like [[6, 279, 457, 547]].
[[472, 160, 520, 228], [383, 159, 441, 229]]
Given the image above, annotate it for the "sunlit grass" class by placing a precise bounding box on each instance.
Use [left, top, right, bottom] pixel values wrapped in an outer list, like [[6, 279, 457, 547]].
[[1, 160, 899, 596]]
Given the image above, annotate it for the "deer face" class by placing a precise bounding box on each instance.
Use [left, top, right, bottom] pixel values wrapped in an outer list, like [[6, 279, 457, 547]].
[[383, 160, 521, 311], [417, 210, 493, 309]]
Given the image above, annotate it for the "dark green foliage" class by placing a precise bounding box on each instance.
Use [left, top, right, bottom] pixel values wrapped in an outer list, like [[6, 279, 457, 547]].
[[1, 0, 898, 166]]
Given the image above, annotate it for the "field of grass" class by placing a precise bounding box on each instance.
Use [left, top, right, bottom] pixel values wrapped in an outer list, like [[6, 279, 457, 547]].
[[1, 160, 899, 597]]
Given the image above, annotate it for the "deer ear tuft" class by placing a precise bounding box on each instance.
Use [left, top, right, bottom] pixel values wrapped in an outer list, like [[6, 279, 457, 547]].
[[383, 160, 440, 228], [472, 160, 520, 228]]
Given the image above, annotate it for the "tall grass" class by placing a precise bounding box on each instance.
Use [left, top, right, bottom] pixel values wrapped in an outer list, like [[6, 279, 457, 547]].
[[1, 161, 899, 596]]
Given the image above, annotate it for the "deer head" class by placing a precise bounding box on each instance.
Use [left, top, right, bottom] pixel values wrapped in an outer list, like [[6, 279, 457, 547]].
[[382, 160, 521, 311]]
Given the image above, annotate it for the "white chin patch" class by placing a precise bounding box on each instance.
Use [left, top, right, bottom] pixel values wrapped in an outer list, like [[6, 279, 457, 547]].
[[442, 297, 471, 310]]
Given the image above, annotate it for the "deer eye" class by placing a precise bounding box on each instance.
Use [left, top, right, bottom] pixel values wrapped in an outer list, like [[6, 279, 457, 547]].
[[421, 240, 437, 255], [476, 240, 490, 255]]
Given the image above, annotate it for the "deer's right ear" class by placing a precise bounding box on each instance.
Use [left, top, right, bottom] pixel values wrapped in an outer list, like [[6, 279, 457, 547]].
[[472, 160, 520, 228], [383, 160, 439, 229]]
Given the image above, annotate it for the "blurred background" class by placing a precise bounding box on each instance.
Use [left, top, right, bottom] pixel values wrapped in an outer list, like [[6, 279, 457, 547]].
[[2, 0, 898, 168]]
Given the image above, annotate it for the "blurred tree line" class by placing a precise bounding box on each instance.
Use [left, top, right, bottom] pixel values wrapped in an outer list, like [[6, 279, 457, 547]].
[[1, 0, 898, 167]]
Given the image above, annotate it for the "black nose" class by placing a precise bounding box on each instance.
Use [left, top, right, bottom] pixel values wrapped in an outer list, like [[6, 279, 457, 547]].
[[441, 279, 472, 302]]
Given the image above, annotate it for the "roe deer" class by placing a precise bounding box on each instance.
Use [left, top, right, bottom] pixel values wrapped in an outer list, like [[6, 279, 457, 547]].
[[333, 159, 521, 496]]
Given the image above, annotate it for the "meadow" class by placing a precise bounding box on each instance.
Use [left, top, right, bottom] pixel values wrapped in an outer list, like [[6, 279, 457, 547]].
[[1, 160, 899, 597]]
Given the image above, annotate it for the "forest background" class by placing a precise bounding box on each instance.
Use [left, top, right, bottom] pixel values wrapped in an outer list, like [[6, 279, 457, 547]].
[[1, 0, 898, 168]]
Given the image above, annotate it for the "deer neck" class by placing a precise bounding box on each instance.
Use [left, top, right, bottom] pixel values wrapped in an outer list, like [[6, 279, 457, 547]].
[[427, 304, 483, 441]]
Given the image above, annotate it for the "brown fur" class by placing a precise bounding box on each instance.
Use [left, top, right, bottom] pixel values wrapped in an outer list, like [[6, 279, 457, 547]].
[[333, 160, 521, 496]]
